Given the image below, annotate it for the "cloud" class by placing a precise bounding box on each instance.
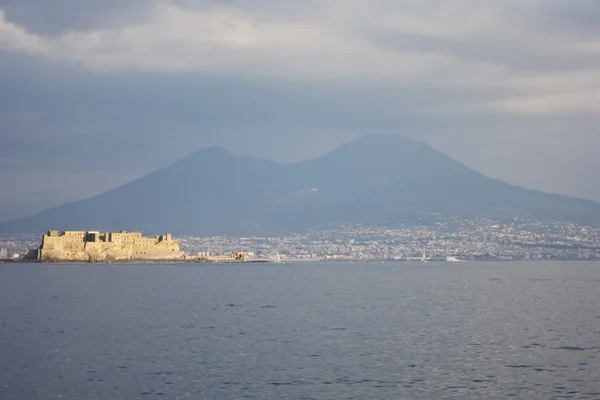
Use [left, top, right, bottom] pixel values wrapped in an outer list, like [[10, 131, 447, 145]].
[[2, 1, 600, 117], [0, 0, 154, 34]]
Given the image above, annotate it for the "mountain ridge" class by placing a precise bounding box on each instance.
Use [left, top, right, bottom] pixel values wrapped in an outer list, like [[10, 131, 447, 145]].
[[2, 134, 599, 235]]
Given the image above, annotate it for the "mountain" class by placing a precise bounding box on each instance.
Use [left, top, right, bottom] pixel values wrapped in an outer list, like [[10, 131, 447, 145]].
[[2, 135, 600, 235]]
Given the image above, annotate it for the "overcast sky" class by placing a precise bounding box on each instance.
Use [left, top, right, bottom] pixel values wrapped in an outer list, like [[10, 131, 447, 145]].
[[1, 0, 600, 222]]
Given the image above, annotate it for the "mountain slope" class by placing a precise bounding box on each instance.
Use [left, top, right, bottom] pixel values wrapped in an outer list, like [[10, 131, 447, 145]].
[[282, 134, 600, 226], [2, 135, 600, 235]]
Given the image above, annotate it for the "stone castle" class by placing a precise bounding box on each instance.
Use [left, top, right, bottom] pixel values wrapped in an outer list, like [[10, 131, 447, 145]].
[[35, 230, 186, 262]]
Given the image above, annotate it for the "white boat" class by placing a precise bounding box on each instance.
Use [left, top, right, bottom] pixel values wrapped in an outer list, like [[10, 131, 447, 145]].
[[421, 251, 428, 263]]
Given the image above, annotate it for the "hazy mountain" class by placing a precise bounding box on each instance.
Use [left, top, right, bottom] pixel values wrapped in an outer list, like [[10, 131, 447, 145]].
[[2, 135, 600, 235]]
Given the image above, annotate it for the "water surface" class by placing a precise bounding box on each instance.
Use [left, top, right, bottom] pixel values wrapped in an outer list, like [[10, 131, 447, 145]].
[[1, 261, 600, 399]]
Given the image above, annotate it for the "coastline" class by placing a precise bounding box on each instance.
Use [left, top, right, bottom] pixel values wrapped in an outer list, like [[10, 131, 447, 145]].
[[3, 258, 600, 265]]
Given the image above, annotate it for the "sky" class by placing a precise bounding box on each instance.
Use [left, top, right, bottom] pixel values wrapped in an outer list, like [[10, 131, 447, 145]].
[[1, 0, 600, 222]]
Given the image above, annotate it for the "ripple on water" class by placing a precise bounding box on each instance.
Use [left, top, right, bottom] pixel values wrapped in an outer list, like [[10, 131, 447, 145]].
[[554, 346, 600, 351], [3, 262, 600, 400]]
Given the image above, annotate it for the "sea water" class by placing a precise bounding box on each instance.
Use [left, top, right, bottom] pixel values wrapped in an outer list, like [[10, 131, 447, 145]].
[[1, 261, 600, 399]]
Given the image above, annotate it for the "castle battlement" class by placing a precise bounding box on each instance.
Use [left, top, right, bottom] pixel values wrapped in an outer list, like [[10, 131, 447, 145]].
[[37, 230, 185, 262]]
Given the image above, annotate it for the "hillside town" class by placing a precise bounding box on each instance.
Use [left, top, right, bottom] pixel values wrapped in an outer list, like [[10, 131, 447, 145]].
[[2, 218, 598, 262], [174, 218, 600, 262]]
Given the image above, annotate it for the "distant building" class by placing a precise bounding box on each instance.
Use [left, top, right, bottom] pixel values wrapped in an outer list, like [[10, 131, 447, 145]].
[[0, 248, 7, 260]]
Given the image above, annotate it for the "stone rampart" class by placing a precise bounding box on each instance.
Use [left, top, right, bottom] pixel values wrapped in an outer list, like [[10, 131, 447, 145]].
[[37, 230, 185, 262]]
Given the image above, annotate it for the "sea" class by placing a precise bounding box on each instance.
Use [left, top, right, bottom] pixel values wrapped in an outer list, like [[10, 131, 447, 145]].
[[1, 261, 600, 400]]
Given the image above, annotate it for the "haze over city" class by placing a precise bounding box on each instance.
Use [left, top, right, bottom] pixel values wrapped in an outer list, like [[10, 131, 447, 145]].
[[1, 0, 600, 223]]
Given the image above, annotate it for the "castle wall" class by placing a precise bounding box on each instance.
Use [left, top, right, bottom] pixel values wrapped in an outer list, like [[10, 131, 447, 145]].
[[38, 230, 185, 262]]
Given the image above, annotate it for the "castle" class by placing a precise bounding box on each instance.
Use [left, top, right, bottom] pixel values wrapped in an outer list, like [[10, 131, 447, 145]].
[[35, 230, 186, 262]]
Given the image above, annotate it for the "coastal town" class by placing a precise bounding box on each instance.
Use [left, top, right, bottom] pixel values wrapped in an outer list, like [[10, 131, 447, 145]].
[[1, 218, 599, 262], [176, 218, 600, 262]]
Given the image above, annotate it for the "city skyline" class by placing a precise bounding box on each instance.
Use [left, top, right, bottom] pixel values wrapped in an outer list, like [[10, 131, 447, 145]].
[[3, 218, 600, 262]]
